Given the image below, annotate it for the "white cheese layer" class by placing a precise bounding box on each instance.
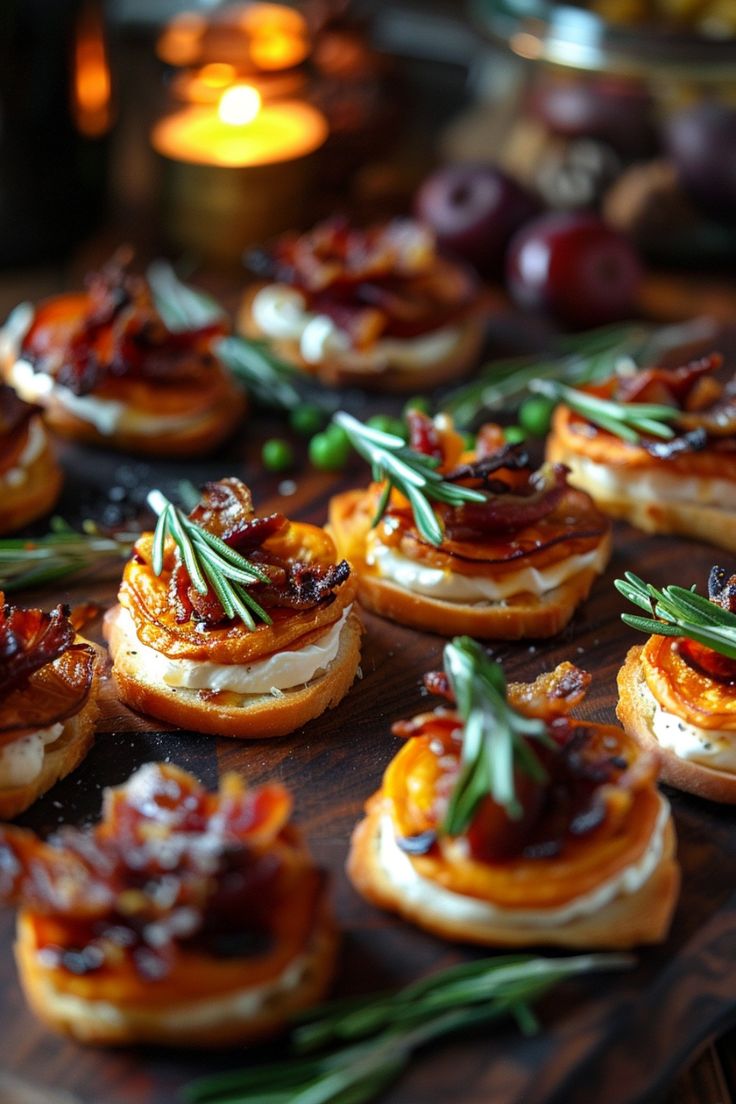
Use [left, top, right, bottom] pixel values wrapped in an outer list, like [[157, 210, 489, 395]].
[[35, 946, 314, 1032], [0, 416, 48, 489], [0, 723, 64, 788], [365, 537, 608, 603], [115, 605, 350, 695], [376, 798, 670, 928], [642, 680, 736, 773], [570, 454, 736, 509], [8, 359, 209, 438], [251, 284, 464, 374]]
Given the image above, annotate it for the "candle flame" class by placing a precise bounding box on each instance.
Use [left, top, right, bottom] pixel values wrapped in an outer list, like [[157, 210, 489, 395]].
[[73, 6, 112, 138], [218, 83, 261, 126]]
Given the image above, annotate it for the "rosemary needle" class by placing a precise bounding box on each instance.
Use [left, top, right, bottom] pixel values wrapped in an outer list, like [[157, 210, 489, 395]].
[[184, 953, 632, 1104], [616, 571, 736, 660], [333, 411, 485, 546], [442, 636, 552, 833], [146, 490, 272, 631]]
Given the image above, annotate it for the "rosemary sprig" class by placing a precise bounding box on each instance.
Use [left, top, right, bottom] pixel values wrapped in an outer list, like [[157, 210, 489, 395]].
[[529, 378, 679, 444], [615, 571, 736, 660], [0, 518, 135, 593], [148, 261, 333, 413], [334, 412, 485, 546], [184, 953, 632, 1104], [442, 637, 552, 834], [147, 490, 272, 631], [440, 317, 717, 429]]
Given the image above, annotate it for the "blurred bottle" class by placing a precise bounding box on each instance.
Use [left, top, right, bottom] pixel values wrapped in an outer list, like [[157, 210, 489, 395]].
[[0, 0, 113, 267]]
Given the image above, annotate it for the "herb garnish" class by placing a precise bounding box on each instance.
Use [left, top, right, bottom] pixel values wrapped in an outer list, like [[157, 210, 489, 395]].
[[147, 262, 334, 414], [147, 490, 272, 630], [616, 571, 736, 660], [333, 412, 485, 546], [184, 952, 631, 1104], [0, 518, 135, 593], [440, 317, 716, 429], [442, 637, 552, 834], [529, 378, 679, 444]]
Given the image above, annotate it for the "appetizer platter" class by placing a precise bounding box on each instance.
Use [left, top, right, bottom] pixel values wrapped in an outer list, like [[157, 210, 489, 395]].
[[0, 263, 734, 1104]]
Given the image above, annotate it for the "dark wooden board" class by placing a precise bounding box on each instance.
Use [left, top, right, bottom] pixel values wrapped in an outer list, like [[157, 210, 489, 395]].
[[1, 408, 736, 1104]]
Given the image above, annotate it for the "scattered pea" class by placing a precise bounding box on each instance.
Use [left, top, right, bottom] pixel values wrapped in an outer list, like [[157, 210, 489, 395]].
[[504, 425, 526, 445], [289, 404, 324, 437], [325, 422, 350, 449], [367, 414, 408, 440], [404, 395, 431, 416], [309, 431, 350, 472], [518, 396, 556, 438], [262, 438, 295, 472]]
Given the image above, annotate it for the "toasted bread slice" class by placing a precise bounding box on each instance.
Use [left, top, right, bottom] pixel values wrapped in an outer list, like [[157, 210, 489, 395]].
[[0, 433, 62, 535], [106, 604, 363, 740], [348, 800, 679, 949], [617, 645, 736, 803]]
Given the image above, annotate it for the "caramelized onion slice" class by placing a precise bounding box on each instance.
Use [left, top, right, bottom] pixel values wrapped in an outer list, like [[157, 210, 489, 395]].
[[0, 645, 96, 741], [0, 603, 76, 697], [508, 662, 592, 720]]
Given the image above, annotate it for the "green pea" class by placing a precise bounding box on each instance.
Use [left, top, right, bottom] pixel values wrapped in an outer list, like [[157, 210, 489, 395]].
[[367, 414, 407, 440], [504, 425, 526, 445], [289, 404, 324, 437], [262, 438, 295, 472], [404, 395, 431, 416], [518, 396, 555, 438], [309, 431, 350, 471], [325, 422, 350, 449]]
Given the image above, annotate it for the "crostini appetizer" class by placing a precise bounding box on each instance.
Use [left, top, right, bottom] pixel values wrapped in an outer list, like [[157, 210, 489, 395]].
[[0, 595, 99, 819], [349, 638, 679, 948], [328, 411, 611, 639], [105, 478, 361, 739], [1, 253, 245, 456], [0, 385, 61, 534], [0, 762, 336, 1045], [541, 352, 736, 551], [239, 217, 487, 392], [617, 568, 736, 803]]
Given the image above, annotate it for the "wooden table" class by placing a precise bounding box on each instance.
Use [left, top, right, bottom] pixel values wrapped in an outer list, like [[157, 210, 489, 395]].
[[0, 272, 734, 1103]]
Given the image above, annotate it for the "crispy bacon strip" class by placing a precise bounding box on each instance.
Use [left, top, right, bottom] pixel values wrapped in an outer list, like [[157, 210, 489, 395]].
[[441, 463, 570, 539], [0, 764, 292, 924], [250, 217, 478, 343], [21, 253, 226, 396]]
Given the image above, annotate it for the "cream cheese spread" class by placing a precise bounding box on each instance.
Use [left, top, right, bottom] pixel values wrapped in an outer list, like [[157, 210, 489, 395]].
[[365, 537, 609, 603], [0, 723, 64, 788], [114, 605, 351, 695]]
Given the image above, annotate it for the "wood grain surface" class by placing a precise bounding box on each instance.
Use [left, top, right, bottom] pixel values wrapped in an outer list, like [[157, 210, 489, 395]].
[[0, 395, 735, 1104]]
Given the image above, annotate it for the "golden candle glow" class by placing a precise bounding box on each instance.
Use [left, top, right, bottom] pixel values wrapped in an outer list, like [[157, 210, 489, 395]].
[[156, 13, 206, 66], [73, 8, 112, 137], [151, 91, 328, 168]]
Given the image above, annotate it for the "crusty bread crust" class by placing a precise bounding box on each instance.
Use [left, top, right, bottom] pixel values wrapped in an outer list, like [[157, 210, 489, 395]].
[[0, 649, 100, 820], [0, 434, 62, 535], [617, 645, 736, 803], [41, 386, 246, 458], [106, 605, 363, 739], [348, 801, 679, 949], [238, 283, 485, 393], [547, 423, 736, 553], [327, 489, 612, 639], [14, 903, 337, 1047]]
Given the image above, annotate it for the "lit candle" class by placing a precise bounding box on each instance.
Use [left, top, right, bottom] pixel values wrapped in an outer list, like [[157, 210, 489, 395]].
[[151, 83, 327, 167], [151, 83, 328, 264]]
